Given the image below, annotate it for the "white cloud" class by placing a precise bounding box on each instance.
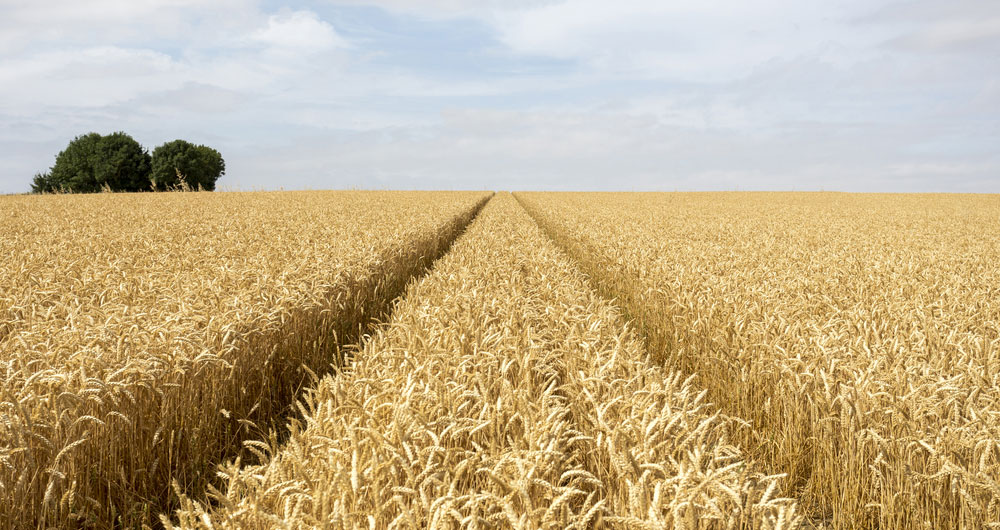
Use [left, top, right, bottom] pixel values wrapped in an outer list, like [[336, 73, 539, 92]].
[[489, 0, 891, 81], [324, 0, 888, 81], [319, 0, 552, 18], [0, 0, 997, 193], [251, 11, 350, 51], [227, 106, 999, 193], [0, 0, 258, 54], [137, 83, 255, 114], [0, 6, 354, 112], [889, 18, 1000, 53], [0, 47, 182, 108], [858, 0, 1000, 54]]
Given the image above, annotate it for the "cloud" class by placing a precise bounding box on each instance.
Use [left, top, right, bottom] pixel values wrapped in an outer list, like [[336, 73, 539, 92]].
[[251, 11, 350, 51], [492, 0, 896, 81], [135, 83, 255, 114], [859, 0, 1000, 53], [887, 18, 1000, 53], [319, 0, 553, 18], [0, 0, 258, 54], [0, 0, 997, 193], [324, 0, 889, 81], [0, 47, 182, 108], [227, 106, 999, 193]]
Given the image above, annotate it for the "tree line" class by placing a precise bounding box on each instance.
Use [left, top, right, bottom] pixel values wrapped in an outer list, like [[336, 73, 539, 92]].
[[32, 132, 225, 193]]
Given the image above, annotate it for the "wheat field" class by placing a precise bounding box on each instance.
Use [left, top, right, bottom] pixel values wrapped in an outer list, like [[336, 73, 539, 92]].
[[2, 190, 997, 529], [0, 191, 489, 529], [166, 192, 799, 529], [516, 192, 1000, 529]]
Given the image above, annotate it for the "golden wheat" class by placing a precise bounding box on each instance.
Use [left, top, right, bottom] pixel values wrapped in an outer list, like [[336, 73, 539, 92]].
[[0, 190, 489, 529], [167, 193, 800, 529], [516, 191, 1000, 529]]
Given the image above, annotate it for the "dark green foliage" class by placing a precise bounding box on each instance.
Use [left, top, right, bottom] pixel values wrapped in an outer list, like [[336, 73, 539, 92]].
[[93, 132, 153, 192], [30, 172, 58, 193], [46, 132, 103, 192], [32, 133, 224, 193], [150, 140, 226, 191], [34, 132, 152, 193]]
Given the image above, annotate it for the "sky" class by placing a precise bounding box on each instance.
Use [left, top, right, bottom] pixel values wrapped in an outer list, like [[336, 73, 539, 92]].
[[0, 0, 997, 193]]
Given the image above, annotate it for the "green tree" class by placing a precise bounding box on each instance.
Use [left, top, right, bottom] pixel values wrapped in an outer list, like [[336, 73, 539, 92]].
[[93, 132, 152, 192], [46, 132, 103, 192], [30, 172, 59, 193], [34, 132, 152, 193], [150, 140, 225, 191]]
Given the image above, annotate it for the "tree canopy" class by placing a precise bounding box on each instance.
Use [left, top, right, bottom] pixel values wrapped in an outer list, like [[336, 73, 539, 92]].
[[33, 133, 100, 193], [32, 133, 224, 193], [93, 132, 154, 192], [150, 140, 226, 191]]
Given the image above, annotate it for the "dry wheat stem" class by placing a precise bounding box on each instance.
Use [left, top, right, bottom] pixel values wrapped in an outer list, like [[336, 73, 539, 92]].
[[0, 190, 489, 529], [516, 191, 1000, 530], [168, 193, 800, 530]]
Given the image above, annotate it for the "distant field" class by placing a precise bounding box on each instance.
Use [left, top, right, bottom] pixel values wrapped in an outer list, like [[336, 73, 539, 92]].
[[517, 192, 1000, 529], [3, 191, 998, 529]]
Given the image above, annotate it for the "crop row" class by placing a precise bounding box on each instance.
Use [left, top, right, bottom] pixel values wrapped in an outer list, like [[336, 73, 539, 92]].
[[516, 192, 1000, 529], [167, 193, 800, 529], [0, 191, 489, 529]]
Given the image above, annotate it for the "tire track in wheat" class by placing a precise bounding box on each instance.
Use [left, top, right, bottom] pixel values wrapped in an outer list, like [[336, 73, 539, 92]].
[[169, 193, 799, 529]]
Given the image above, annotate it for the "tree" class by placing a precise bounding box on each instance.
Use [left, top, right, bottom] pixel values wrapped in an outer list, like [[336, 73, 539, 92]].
[[150, 140, 225, 191], [46, 132, 103, 192], [92, 132, 152, 192], [34, 132, 152, 193], [31, 133, 224, 193], [30, 172, 59, 193]]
